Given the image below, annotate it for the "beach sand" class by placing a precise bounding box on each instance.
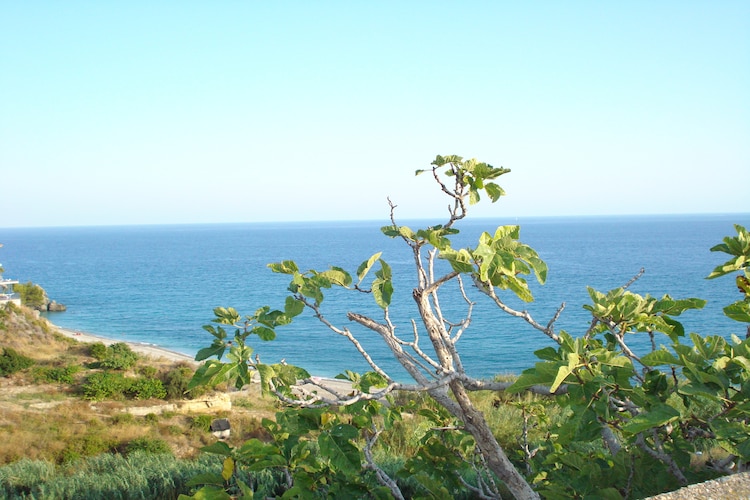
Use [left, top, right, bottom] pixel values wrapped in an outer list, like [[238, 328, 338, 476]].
[[54, 326, 197, 365], [53, 323, 355, 395]]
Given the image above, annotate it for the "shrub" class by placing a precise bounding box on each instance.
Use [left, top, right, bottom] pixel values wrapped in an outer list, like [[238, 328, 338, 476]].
[[138, 365, 157, 378], [81, 371, 129, 401], [88, 342, 108, 360], [125, 377, 167, 400], [97, 342, 138, 370], [162, 365, 195, 400], [126, 437, 172, 456], [0, 347, 34, 377], [190, 415, 213, 432], [144, 413, 160, 425], [32, 364, 82, 384], [61, 434, 114, 462], [110, 413, 136, 425]]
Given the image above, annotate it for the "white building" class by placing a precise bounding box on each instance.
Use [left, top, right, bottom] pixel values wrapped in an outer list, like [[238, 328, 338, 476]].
[[0, 244, 21, 306]]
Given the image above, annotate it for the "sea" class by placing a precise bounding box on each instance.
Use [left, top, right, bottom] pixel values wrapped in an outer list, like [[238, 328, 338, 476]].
[[1, 214, 748, 381]]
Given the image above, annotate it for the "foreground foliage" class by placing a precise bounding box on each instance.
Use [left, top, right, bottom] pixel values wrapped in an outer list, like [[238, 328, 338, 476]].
[[182, 156, 749, 498]]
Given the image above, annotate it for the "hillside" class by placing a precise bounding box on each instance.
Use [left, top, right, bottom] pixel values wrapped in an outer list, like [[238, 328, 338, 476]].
[[0, 303, 275, 465]]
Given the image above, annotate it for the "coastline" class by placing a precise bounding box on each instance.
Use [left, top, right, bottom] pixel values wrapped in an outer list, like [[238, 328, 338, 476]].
[[49, 320, 358, 394], [54, 325, 197, 365]]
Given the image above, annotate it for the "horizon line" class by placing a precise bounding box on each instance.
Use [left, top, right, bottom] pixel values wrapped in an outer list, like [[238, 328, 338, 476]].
[[2, 211, 748, 231]]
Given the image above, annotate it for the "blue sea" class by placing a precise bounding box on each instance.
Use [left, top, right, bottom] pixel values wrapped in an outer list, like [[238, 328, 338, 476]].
[[1, 214, 748, 381]]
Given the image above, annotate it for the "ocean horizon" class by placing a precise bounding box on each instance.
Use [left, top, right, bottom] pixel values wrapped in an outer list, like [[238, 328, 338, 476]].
[[2, 213, 749, 381]]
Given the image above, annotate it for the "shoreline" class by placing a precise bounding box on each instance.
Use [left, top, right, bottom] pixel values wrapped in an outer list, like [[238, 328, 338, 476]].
[[54, 325, 198, 365], [50, 321, 356, 394]]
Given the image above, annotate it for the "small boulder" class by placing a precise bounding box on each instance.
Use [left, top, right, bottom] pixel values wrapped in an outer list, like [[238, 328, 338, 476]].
[[47, 301, 67, 312]]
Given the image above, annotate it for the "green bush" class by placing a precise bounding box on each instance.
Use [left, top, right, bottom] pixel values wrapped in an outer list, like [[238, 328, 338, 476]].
[[88, 342, 108, 360], [163, 365, 199, 400], [61, 434, 114, 462], [125, 377, 167, 400], [97, 342, 139, 370], [126, 437, 172, 456], [32, 364, 82, 384], [190, 415, 213, 432], [110, 413, 135, 425], [81, 372, 129, 401], [144, 413, 160, 425], [138, 365, 157, 378], [0, 347, 34, 377]]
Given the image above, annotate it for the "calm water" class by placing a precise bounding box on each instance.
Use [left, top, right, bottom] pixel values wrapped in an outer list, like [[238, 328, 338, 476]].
[[1, 214, 748, 380]]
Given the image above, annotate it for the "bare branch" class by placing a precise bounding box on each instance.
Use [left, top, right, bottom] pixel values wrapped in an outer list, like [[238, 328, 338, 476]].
[[298, 296, 392, 380], [636, 433, 688, 486], [363, 424, 405, 500], [623, 267, 646, 290], [474, 276, 561, 344], [461, 377, 568, 396], [348, 311, 433, 385]]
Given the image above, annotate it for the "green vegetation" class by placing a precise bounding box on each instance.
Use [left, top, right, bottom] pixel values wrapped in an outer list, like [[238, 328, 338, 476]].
[[185, 155, 750, 499], [0, 347, 34, 377], [81, 371, 167, 401], [12, 282, 46, 309], [126, 436, 172, 455], [163, 363, 207, 400], [32, 364, 83, 384], [81, 371, 130, 400], [0, 453, 229, 500], [90, 342, 139, 370]]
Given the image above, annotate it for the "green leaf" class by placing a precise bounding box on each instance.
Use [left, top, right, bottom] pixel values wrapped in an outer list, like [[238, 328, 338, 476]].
[[380, 225, 401, 237], [201, 441, 233, 457], [321, 267, 352, 287], [236, 479, 254, 499], [484, 182, 505, 202], [440, 248, 475, 274], [534, 346, 561, 361], [179, 485, 231, 500], [550, 365, 573, 393], [251, 326, 274, 341], [724, 301, 750, 323], [372, 277, 393, 309], [284, 296, 304, 318], [195, 340, 227, 362], [357, 371, 388, 393], [268, 260, 299, 274], [622, 404, 681, 435], [356, 252, 382, 283], [213, 307, 240, 325], [641, 349, 682, 367], [318, 424, 361, 474], [221, 457, 234, 481]]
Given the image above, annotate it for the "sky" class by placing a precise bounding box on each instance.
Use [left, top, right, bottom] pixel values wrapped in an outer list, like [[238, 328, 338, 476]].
[[1, 2, 748, 228]]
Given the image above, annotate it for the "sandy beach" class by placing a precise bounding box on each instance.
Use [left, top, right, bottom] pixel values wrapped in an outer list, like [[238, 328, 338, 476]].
[[52, 323, 356, 395], [54, 326, 197, 365]]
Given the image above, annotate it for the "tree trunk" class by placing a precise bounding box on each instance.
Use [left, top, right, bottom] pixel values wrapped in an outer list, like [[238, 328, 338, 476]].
[[414, 288, 539, 500], [451, 381, 540, 500]]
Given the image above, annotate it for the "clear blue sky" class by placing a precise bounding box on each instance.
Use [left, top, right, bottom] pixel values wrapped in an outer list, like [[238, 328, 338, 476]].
[[2, 2, 748, 228]]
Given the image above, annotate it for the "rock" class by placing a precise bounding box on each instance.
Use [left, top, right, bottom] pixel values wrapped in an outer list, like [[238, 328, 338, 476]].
[[46, 300, 66, 312], [121, 393, 232, 416]]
